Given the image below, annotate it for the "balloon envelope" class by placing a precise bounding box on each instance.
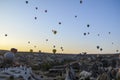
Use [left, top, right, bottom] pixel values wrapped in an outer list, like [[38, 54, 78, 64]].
[[28, 41, 30, 44], [87, 24, 90, 27], [84, 33, 86, 36], [112, 42, 114, 45], [60, 47, 63, 49], [25, 1, 28, 4], [96, 46, 100, 49], [75, 15, 77, 18], [80, 0, 82, 4], [5, 34, 7, 36], [35, 17, 37, 20], [45, 10, 47, 13], [52, 30, 57, 34], [98, 34, 100, 36], [116, 50, 119, 52], [35, 7, 38, 10], [59, 22, 61, 25], [88, 32, 90, 35], [52, 49, 57, 54], [100, 48, 103, 51], [46, 39, 48, 41], [53, 45, 56, 48]]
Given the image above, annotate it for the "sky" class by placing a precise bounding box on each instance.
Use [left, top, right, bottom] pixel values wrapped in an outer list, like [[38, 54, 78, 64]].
[[0, 0, 120, 54]]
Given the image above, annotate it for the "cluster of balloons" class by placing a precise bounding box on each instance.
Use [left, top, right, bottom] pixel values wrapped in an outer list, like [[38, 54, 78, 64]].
[[52, 30, 57, 35], [60, 47, 64, 51], [25, 1, 48, 20], [83, 32, 90, 36], [83, 24, 90, 36], [96, 46, 103, 51], [24, 0, 120, 54]]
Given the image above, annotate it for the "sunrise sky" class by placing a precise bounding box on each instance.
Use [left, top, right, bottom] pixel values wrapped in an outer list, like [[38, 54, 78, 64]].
[[0, 0, 120, 54]]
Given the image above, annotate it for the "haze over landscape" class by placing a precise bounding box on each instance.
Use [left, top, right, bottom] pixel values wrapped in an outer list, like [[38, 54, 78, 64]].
[[0, 0, 120, 54]]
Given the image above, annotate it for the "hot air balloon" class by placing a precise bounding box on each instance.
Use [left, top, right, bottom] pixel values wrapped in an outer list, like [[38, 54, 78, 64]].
[[80, 0, 82, 4], [59, 22, 61, 25], [52, 30, 57, 35], [53, 45, 56, 48], [46, 39, 48, 41], [25, 1, 28, 4], [39, 50, 41, 53], [100, 48, 103, 51], [52, 49, 57, 54], [112, 42, 114, 45], [75, 15, 77, 18], [54, 31, 57, 34], [30, 49, 33, 52], [84, 33, 86, 36], [96, 46, 100, 49], [5, 34, 7, 37], [60, 47, 63, 49], [34, 17, 37, 20], [28, 41, 30, 44], [98, 34, 100, 36], [88, 32, 90, 35], [35, 7, 38, 10], [116, 50, 119, 52], [45, 10, 47, 13], [87, 24, 90, 28], [34, 46, 36, 48]]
